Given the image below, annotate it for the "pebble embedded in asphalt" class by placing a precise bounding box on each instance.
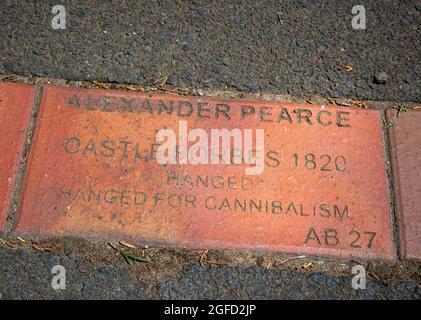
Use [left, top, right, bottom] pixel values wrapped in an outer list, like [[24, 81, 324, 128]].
[[373, 72, 389, 85]]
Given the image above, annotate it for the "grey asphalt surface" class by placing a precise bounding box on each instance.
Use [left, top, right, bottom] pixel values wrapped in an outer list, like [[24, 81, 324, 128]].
[[0, 0, 420, 102], [0, 0, 421, 300], [0, 245, 420, 300]]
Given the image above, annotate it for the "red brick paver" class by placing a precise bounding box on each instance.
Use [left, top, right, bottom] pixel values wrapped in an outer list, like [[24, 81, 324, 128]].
[[388, 109, 421, 260], [14, 86, 394, 259], [0, 83, 35, 231]]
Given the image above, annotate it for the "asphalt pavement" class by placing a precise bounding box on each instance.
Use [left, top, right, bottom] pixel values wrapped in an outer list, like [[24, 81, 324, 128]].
[[0, 0, 420, 102]]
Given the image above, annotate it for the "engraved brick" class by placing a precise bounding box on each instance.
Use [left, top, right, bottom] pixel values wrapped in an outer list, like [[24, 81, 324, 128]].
[[15, 86, 394, 259], [387, 109, 421, 260], [0, 83, 35, 231]]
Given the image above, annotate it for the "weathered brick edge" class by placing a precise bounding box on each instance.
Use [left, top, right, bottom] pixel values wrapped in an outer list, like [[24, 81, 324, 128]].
[[0, 82, 418, 261], [0, 83, 36, 233], [386, 109, 421, 261]]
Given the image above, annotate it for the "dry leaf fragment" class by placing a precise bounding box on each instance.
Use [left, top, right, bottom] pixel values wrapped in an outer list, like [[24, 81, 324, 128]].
[[301, 262, 316, 271], [108, 242, 119, 251], [199, 249, 209, 267], [279, 255, 306, 265], [17, 237, 26, 243], [32, 244, 53, 252], [92, 80, 111, 89], [0, 238, 15, 249], [119, 241, 136, 249]]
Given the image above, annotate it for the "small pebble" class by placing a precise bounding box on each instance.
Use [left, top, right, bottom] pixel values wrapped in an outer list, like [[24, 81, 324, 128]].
[[373, 72, 388, 85]]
